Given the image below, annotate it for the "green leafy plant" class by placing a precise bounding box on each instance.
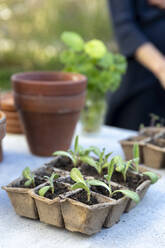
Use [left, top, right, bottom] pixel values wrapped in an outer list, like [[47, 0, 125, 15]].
[[132, 144, 159, 184], [53, 136, 107, 168], [60, 31, 127, 97], [80, 148, 112, 175], [38, 173, 60, 197], [70, 168, 109, 202], [22, 167, 35, 187], [70, 168, 140, 203]]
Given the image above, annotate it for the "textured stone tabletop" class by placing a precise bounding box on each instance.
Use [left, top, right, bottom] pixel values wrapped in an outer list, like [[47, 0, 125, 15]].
[[0, 125, 165, 248]]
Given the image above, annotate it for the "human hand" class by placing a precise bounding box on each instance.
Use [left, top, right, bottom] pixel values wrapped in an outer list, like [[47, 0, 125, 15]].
[[154, 59, 165, 89], [148, 0, 165, 9]]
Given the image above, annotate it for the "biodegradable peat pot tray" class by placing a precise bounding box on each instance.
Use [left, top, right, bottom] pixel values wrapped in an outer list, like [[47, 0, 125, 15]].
[[1, 170, 57, 219], [90, 181, 129, 228], [111, 168, 151, 212], [0, 111, 6, 161], [12, 71, 87, 156], [61, 189, 115, 235], [139, 127, 165, 137], [120, 135, 150, 163], [143, 138, 165, 169], [30, 182, 70, 228]]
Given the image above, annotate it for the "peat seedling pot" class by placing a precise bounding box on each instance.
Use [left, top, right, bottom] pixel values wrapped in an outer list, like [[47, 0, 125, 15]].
[[143, 139, 165, 169], [139, 127, 165, 137], [61, 189, 115, 235], [120, 135, 150, 163], [0, 111, 6, 161], [90, 181, 129, 228], [11, 71, 87, 156], [2, 177, 39, 219], [30, 182, 70, 228]]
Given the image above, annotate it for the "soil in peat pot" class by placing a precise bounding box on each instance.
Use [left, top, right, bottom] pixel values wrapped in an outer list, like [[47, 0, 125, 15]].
[[46, 156, 74, 171], [59, 177, 75, 185], [90, 185, 123, 200], [35, 167, 55, 178], [149, 139, 165, 148], [69, 190, 98, 205], [111, 171, 148, 191], [36, 182, 69, 200], [12, 177, 46, 189], [127, 136, 146, 142], [80, 164, 107, 178]]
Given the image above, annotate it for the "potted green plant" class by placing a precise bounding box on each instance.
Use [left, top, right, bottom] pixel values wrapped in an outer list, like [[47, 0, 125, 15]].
[[60, 31, 127, 133]]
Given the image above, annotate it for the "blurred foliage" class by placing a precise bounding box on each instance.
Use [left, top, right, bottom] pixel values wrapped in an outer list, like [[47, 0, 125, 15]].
[[0, 0, 114, 90]]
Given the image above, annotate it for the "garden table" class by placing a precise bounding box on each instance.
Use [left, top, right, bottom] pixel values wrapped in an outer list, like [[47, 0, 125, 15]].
[[0, 125, 165, 248]]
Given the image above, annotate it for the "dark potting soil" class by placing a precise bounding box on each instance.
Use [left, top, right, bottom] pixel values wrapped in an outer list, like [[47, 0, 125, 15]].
[[90, 185, 123, 200], [111, 171, 147, 191], [69, 190, 98, 205], [46, 156, 74, 171], [35, 167, 55, 177], [37, 182, 69, 200], [59, 177, 74, 185], [80, 164, 107, 178], [12, 176, 46, 189], [149, 139, 165, 148]]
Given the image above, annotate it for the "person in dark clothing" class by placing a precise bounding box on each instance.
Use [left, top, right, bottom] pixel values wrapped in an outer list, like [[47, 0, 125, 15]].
[[106, 0, 165, 130]]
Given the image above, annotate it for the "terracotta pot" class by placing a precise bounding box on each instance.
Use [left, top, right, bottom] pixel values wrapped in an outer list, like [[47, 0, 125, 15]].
[[120, 135, 150, 163], [61, 189, 114, 235], [0, 111, 6, 161], [2, 177, 39, 219], [1, 93, 24, 134], [12, 71, 87, 156]]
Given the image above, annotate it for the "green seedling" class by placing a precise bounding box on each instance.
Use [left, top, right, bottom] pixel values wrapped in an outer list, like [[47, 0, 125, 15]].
[[132, 144, 159, 184], [53, 136, 100, 167], [70, 168, 109, 202], [70, 168, 140, 204], [38, 173, 60, 197], [80, 148, 112, 175], [22, 167, 35, 187]]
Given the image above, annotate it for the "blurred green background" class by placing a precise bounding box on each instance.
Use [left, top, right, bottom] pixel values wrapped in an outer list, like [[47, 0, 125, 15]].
[[0, 0, 114, 90]]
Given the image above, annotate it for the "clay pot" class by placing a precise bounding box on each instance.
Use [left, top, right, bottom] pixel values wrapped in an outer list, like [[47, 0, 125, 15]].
[[2, 177, 39, 219], [12, 71, 87, 156], [0, 93, 23, 134], [61, 189, 114, 235], [0, 111, 6, 161], [120, 135, 150, 163]]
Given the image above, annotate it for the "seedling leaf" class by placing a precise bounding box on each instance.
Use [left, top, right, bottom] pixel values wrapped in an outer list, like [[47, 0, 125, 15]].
[[22, 167, 31, 180], [53, 151, 75, 164], [39, 186, 51, 197], [87, 179, 111, 194], [113, 189, 140, 203], [80, 156, 98, 170], [70, 168, 85, 184], [143, 171, 159, 184]]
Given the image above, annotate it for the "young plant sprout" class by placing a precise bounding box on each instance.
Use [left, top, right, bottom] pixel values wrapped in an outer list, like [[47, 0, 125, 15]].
[[80, 148, 112, 175], [53, 136, 99, 167], [22, 167, 35, 187], [70, 168, 140, 204], [70, 168, 109, 202], [38, 173, 60, 197], [132, 144, 159, 184]]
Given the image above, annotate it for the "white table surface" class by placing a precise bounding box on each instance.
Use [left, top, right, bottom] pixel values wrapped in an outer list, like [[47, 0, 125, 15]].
[[0, 125, 165, 248]]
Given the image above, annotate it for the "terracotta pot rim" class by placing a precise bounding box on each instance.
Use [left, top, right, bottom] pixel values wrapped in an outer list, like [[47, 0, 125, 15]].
[[11, 71, 87, 86], [0, 111, 6, 124]]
